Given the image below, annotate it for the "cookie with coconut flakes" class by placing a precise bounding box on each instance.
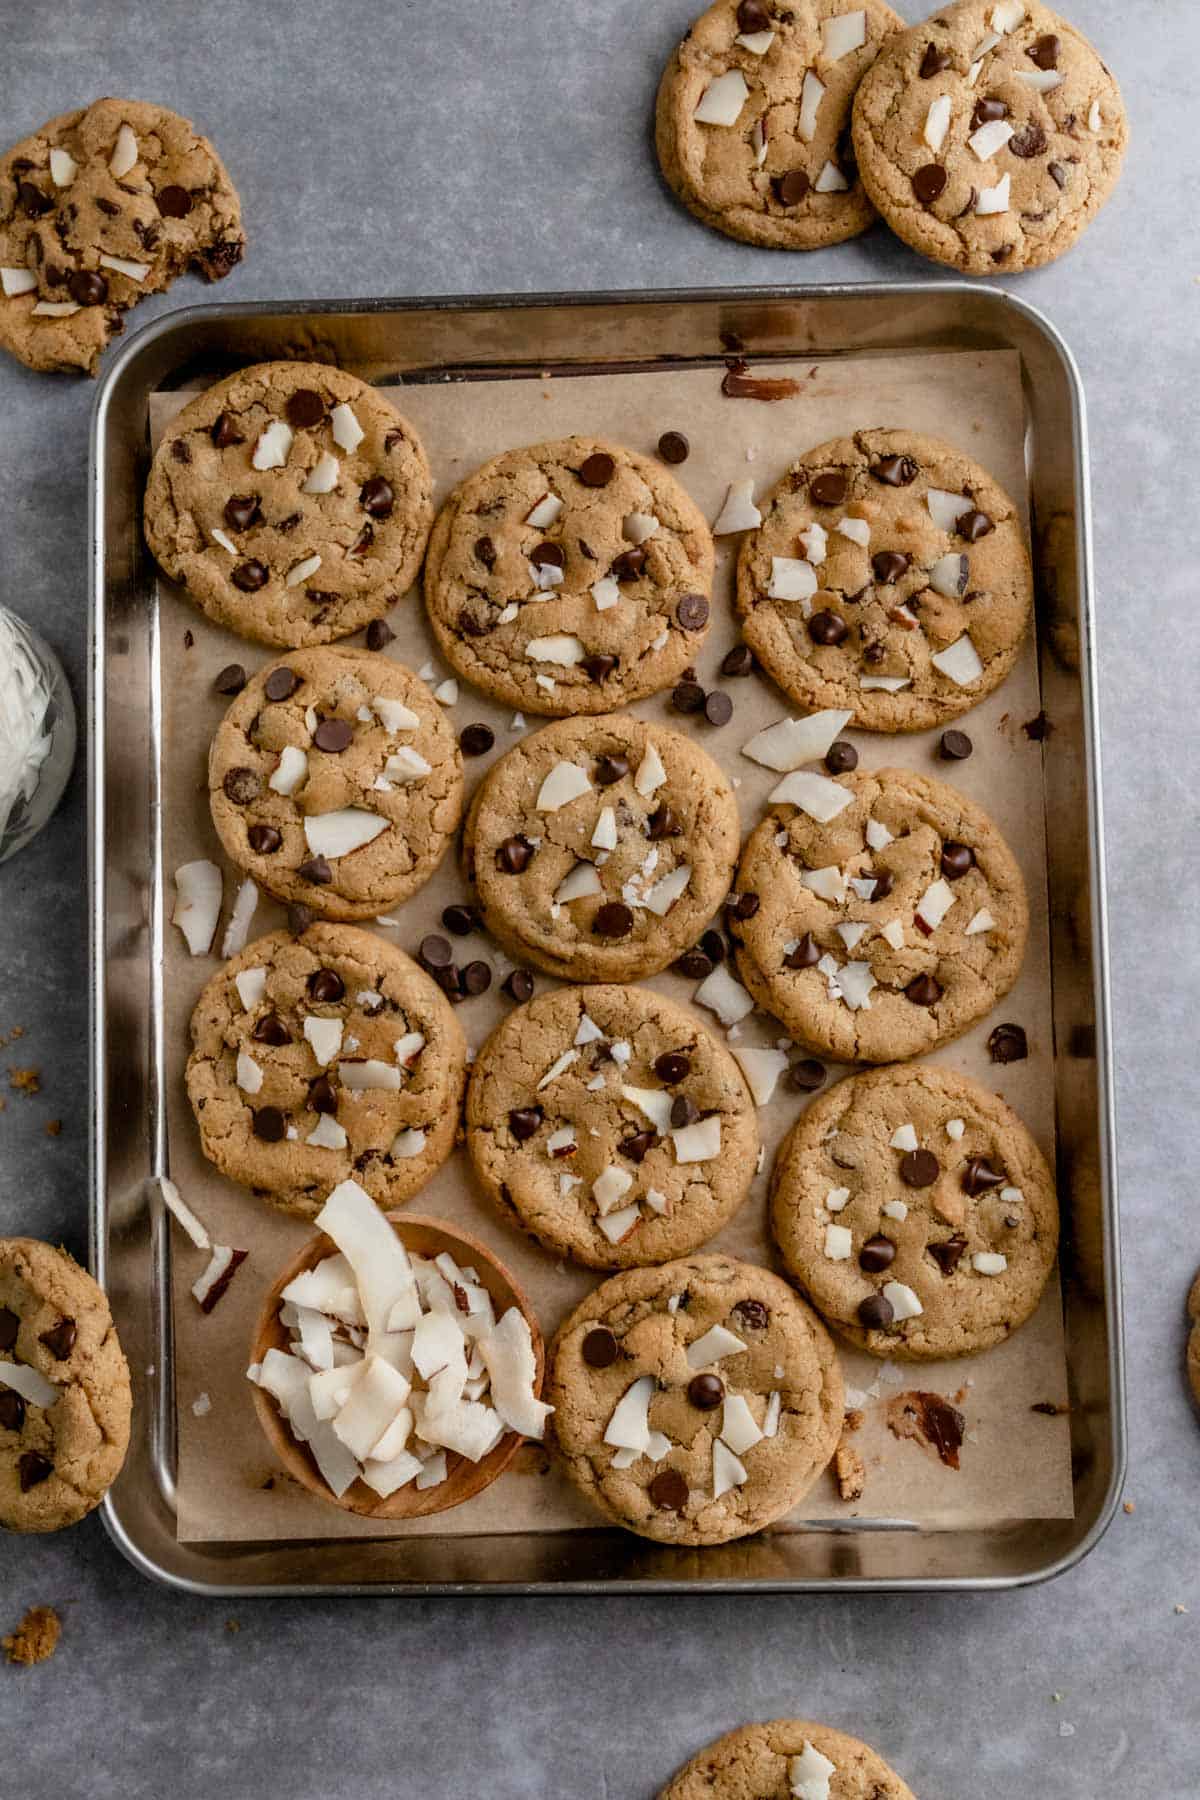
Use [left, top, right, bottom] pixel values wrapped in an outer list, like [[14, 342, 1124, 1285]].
[[186, 925, 467, 1220], [851, 0, 1127, 275], [466, 985, 759, 1269], [145, 361, 433, 647], [728, 765, 1028, 1063], [422, 436, 714, 715], [659, 1719, 917, 1799], [771, 1063, 1058, 1359], [547, 1253, 842, 1545], [655, 0, 904, 249], [462, 713, 740, 983], [735, 428, 1033, 732]]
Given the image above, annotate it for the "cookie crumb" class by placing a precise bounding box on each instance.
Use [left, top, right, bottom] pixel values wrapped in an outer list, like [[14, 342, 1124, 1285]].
[[44, 1120, 62, 1138], [833, 1443, 865, 1503], [842, 1407, 864, 1433], [3, 1606, 61, 1667], [1123, 1500, 1136, 1516], [7, 1067, 40, 1095], [225, 1618, 241, 1634], [1175, 1604, 1188, 1616]]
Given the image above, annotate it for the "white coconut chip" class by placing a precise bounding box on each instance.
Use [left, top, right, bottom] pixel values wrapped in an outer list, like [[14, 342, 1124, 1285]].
[[99, 253, 151, 282], [720, 1393, 764, 1456], [269, 744, 308, 795], [931, 635, 984, 687], [329, 403, 364, 452], [302, 452, 339, 495], [924, 95, 952, 153], [373, 696, 420, 733], [801, 865, 848, 903], [860, 674, 911, 693], [835, 515, 870, 548], [304, 809, 387, 858], [976, 173, 1012, 216], [478, 1308, 551, 1439], [970, 119, 1014, 160], [591, 576, 621, 612], [694, 962, 754, 1027], [916, 877, 957, 932], [882, 1280, 923, 1321], [742, 709, 851, 772], [926, 488, 971, 532], [694, 69, 749, 127], [964, 908, 996, 936], [824, 1223, 852, 1261], [236, 1049, 263, 1095], [172, 860, 222, 955], [822, 10, 866, 60], [767, 556, 818, 604], [798, 69, 825, 141], [712, 1438, 748, 1500], [643, 865, 691, 916], [768, 769, 853, 822], [219, 878, 258, 958], [49, 147, 78, 187], [825, 1187, 850, 1213], [304, 1015, 344, 1066], [973, 1252, 1008, 1275], [157, 1176, 211, 1250], [527, 634, 586, 667], [686, 1325, 747, 1369], [712, 480, 761, 534], [32, 300, 81, 317], [537, 760, 592, 812], [732, 1045, 788, 1105], [0, 1361, 58, 1409], [0, 267, 37, 297], [109, 122, 138, 177], [814, 159, 849, 193], [252, 420, 293, 470], [234, 967, 267, 1011]]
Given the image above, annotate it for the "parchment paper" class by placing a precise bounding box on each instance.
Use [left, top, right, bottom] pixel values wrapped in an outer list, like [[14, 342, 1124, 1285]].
[[150, 347, 1074, 1544]]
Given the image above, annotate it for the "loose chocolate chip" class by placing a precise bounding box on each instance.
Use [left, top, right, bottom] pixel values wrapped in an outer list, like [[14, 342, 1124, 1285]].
[[810, 470, 848, 507], [671, 680, 707, 715], [222, 767, 261, 806], [654, 1052, 691, 1084], [704, 690, 734, 727], [252, 1012, 291, 1046], [912, 164, 948, 206], [0, 1389, 25, 1432], [503, 969, 535, 1003], [919, 42, 952, 77], [285, 388, 326, 429], [224, 494, 261, 532], [872, 550, 910, 584], [529, 541, 565, 571], [619, 1129, 658, 1163], [648, 1468, 689, 1513], [264, 668, 300, 704], [436, 964, 464, 1000], [593, 902, 634, 939], [365, 618, 395, 652], [857, 1293, 895, 1330], [929, 1236, 968, 1275], [721, 644, 754, 677], [1048, 161, 1069, 189], [772, 170, 811, 206], [957, 508, 994, 541], [308, 968, 345, 1003], [460, 723, 495, 757], [462, 960, 492, 996], [901, 1149, 940, 1188], [669, 1096, 699, 1130], [658, 430, 690, 465], [247, 824, 282, 855], [419, 934, 453, 970], [859, 1235, 897, 1274], [938, 729, 973, 761], [971, 97, 1010, 130], [509, 1106, 543, 1142], [732, 1298, 770, 1333], [870, 871, 894, 901], [727, 892, 759, 922], [941, 841, 976, 881], [252, 1106, 286, 1142], [736, 0, 771, 29], [497, 834, 535, 873], [677, 593, 709, 631], [211, 412, 243, 449], [582, 654, 618, 683], [988, 1022, 1028, 1064], [673, 947, 713, 979], [905, 974, 943, 1006], [1008, 123, 1048, 159], [788, 1057, 827, 1092], [308, 1075, 337, 1115], [0, 1308, 18, 1352], [1029, 32, 1060, 68], [871, 455, 918, 488], [962, 1155, 1006, 1196], [785, 932, 821, 971], [156, 183, 194, 218], [67, 268, 109, 306], [647, 805, 682, 839], [18, 180, 52, 217], [442, 902, 476, 936], [19, 1451, 53, 1492], [579, 451, 615, 487], [808, 610, 849, 647], [313, 717, 354, 754], [581, 1326, 618, 1367], [688, 1373, 725, 1410], [611, 547, 647, 582], [594, 753, 630, 786], [824, 740, 858, 775], [232, 560, 269, 593], [214, 662, 247, 695]]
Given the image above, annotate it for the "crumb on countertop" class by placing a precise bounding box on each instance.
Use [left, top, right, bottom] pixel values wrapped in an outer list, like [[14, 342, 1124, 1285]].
[[1123, 1500, 1136, 1516], [3, 1606, 61, 1668], [44, 1120, 62, 1138], [7, 1067, 40, 1095], [833, 1443, 866, 1504]]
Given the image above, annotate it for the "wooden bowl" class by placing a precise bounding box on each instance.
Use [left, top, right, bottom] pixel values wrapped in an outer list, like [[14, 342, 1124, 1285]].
[[250, 1214, 545, 1521]]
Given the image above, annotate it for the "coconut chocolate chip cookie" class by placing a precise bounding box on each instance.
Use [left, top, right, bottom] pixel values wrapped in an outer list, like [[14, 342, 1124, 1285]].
[[466, 985, 759, 1269], [462, 714, 740, 983], [735, 429, 1033, 732], [660, 1720, 917, 1799], [423, 436, 714, 715], [209, 648, 462, 921], [1, 1238, 132, 1533], [145, 361, 433, 647], [729, 765, 1028, 1063], [656, 0, 903, 250], [186, 924, 467, 1220], [0, 97, 243, 377], [547, 1253, 842, 1544], [851, 0, 1127, 274], [772, 1063, 1058, 1358]]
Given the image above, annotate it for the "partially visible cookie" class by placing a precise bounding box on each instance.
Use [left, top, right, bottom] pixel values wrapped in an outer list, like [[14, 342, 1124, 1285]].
[[466, 985, 758, 1269], [852, 0, 1127, 275], [1188, 1273, 1200, 1407], [730, 765, 1028, 1062], [1, 1238, 132, 1533], [735, 429, 1033, 731], [656, 0, 903, 249], [423, 436, 714, 715], [0, 98, 243, 376], [463, 714, 740, 983], [186, 925, 467, 1220], [547, 1254, 842, 1544], [659, 1720, 916, 1799], [209, 647, 462, 921], [145, 361, 433, 647], [772, 1063, 1058, 1358]]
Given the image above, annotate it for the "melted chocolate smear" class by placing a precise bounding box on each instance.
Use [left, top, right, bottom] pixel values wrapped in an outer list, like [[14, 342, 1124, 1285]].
[[886, 1390, 966, 1469]]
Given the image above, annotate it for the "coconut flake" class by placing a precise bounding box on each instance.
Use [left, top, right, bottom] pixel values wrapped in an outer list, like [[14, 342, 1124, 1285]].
[[634, 742, 668, 797], [822, 10, 866, 60], [798, 69, 825, 141], [372, 696, 420, 735], [976, 173, 1012, 216], [304, 1015, 344, 1066], [924, 95, 952, 154], [973, 1252, 1008, 1275], [339, 1059, 403, 1092], [826, 1187, 851, 1213], [751, 117, 768, 167], [838, 962, 877, 1010], [964, 908, 996, 936], [555, 862, 603, 904], [157, 1176, 211, 1250], [970, 119, 1015, 160], [390, 1128, 427, 1159], [32, 300, 81, 317], [836, 922, 868, 951], [802, 865, 848, 903], [929, 552, 969, 598], [624, 512, 659, 545], [0, 1360, 58, 1409], [860, 674, 911, 693], [593, 1165, 636, 1216], [236, 1048, 264, 1096], [990, 0, 1024, 29], [835, 515, 870, 548], [720, 1393, 764, 1457], [882, 1280, 923, 1321], [686, 1325, 747, 1370], [694, 69, 750, 127], [814, 160, 849, 193], [49, 147, 78, 187], [732, 1045, 788, 1105], [1015, 68, 1063, 91], [99, 253, 151, 282], [307, 1113, 348, 1149], [926, 488, 972, 532], [537, 760, 592, 812], [694, 962, 754, 1027], [713, 479, 762, 535], [790, 1741, 838, 1800], [109, 123, 138, 177], [591, 576, 621, 612], [527, 634, 586, 666], [735, 28, 775, 53], [917, 877, 957, 931], [478, 1308, 551, 1439], [234, 967, 268, 1011], [285, 555, 322, 590], [302, 452, 339, 495], [1088, 98, 1103, 132], [672, 1114, 721, 1163], [880, 919, 906, 951], [385, 746, 432, 783], [329, 403, 364, 452], [537, 1047, 579, 1090], [605, 1375, 656, 1450], [253, 420, 294, 470], [712, 1438, 748, 1500], [768, 769, 853, 822], [172, 860, 222, 955], [211, 528, 238, 556], [574, 1013, 604, 1046], [0, 267, 37, 298], [824, 1223, 853, 1261], [643, 864, 691, 916], [525, 493, 562, 529], [742, 710, 852, 771], [217, 878, 257, 959], [931, 635, 984, 687], [268, 744, 307, 797], [767, 557, 818, 603], [191, 1245, 248, 1314], [304, 809, 387, 858]]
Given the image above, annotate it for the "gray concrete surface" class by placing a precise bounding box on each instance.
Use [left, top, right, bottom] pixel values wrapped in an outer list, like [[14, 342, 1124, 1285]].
[[0, 2, 1193, 1793]]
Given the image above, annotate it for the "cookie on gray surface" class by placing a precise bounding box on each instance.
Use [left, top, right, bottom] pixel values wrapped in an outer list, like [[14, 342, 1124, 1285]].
[[546, 1253, 842, 1545], [1, 1238, 132, 1533], [772, 1063, 1058, 1359], [0, 97, 243, 376], [656, 0, 903, 249], [186, 925, 467, 1220], [423, 436, 714, 715], [735, 429, 1033, 732], [659, 1719, 916, 1799], [209, 647, 462, 921], [851, 0, 1127, 275], [145, 361, 433, 647]]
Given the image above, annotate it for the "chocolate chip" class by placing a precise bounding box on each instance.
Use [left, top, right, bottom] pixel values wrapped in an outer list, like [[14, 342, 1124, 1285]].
[[824, 740, 858, 775], [700, 929, 726, 964], [222, 766, 260, 806], [727, 892, 759, 922], [736, 0, 771, 29], [859, 1235, 896, 1274], [0, 1308, 18, 1352], [647, 805, 682, 839], [704, 690, 733, 727], [224, 494, 261, 532], [308, 1075, 337, 1115], [687, 1373, 724, 1410], [509, 1106, 543, 1142], [721, 644, 754, 677], [857, 1293, 894, 1330], [232, 560, 269, 593], [462, 960, 492, 996], [157, 183, 194, 218], [962, 1155, 1006, 1196], [171, 439, 192, 464], [365, 618, 395, 653], [443, 901, 478, 935], [872, 550, 910, 584], [785, 932, 821, 971], [677, 593, 709, 631], [1008, 122, 1048, 159], [313, 717, 353, 754], [18, 180, 52, 217], [67, 268, 108, 306], [247, 824, 282, 855], [929, 1236, 968, 1275], [287, 902, 313, 936], [418, 934, 453, 970], [869, 871, 894, 901], [308, 968, 345, 1003], [576, 452, 613, 488], [808, 611, 848, 647], [905, 974, 942, 1006], [940, 841, 975, 882], [503, 969, 535, 1003], [211, 412, 243, 449], [285, 388, 326, 429], [938, 729, 973, 761], [473, 534, 497, 570], [610, 547, 647, 582], [919, 42, 952, 77], [673, 948, 713, 979], [18, 1451, 53, 1492], [0, 1389, 25, 1433], [988, 1022, 1028, 1064], [252, 1106, 286, 1142], [582, 1326, 618, 1367], [654, 1052, 690, 1084], [352, 475, 394, 520], [871, 455, 918, 488], [496, 835, 535, 873], [529, 541, 565, 571], [913, 164, 948, 206], [619, 1128, 658, 1163], [594, 753, 629, 786], [971, 97, 1010, 130], [214, 662, 247, 695], [1048, 162, 1069, 189], [957, 508, 994, 541], [658, 430, 689, 465], [252, 1012, 291, 1046], [460, 723, 495, 757], [788, 1057, 826, 1092], [593, 902, 634, 938], [582, 654, 618, 683], [810, 470, 847, 507], [862, 641, 886, 665], [671, 680, 707, 714], [435, 963, 463, 1000], [648, 1468, 689, 1513], [772, 170, 810, 207], [901, 1149, 940, 1188], [1029, 32, 1060, 68], [669, 1096, 699, 1132]]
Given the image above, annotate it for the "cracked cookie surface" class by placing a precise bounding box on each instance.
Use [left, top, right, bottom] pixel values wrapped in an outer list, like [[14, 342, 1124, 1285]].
[[546, 1253, 842, 1544], [423, 436, 714, 715], [1, 1238, 131, 1533], [772, 1063, 1058, 1358], [186, 925, 467, 1220], [466, 985, 758, 1269], [851, 0, 1127, 275], [735, 428, 1032, 731], [729, 765, 1028, 1062], [660, 1720, 916, 1799], [0, 97, 242, 376], [145, 360, 433, 647], [656, 0, 903, 249]]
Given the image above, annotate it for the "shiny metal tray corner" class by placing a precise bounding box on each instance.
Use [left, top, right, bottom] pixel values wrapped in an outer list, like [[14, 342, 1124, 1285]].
[[88, 283, 1124, 1595]]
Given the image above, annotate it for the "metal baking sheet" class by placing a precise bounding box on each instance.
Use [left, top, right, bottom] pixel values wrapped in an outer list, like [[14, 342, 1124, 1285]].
[[89, 284, 1124, 1594]]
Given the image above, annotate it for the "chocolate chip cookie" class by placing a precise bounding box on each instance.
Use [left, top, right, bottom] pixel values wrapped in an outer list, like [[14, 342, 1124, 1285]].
[[656, 0, 904, 249], [735, 429, 1033, 731], [852, 0, 1127, 274], [660, 1720, 916, 1799], [209, 647, 462, 921], [772, 1063, 1058, 1358], [423, 436, 714, 715], [547, 1253, 842, 1544], [729, 765, 1028, 1063], [145, 361, 433, 647], [0, 97, 243, 376], [1, 1238, 132, 1533], [466, 985, 759, 1269], [186, 924, 467, 1220], [462, 713, 740, 983]]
